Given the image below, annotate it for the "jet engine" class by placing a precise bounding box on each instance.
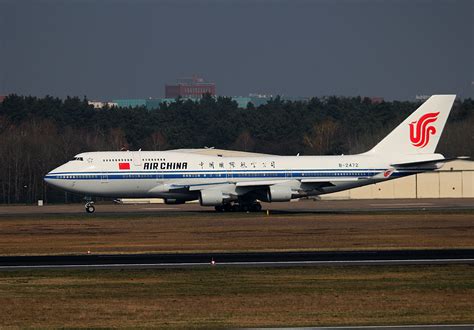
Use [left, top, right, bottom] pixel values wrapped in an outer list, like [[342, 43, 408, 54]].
[[199, 189, 225, 206], [267, 185, 293, 202]]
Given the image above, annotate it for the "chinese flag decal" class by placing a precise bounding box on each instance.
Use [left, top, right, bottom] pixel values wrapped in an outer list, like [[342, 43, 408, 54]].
[[119, 162, 130, 170]]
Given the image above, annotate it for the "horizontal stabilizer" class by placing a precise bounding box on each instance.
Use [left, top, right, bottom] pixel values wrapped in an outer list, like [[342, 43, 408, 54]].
[[391, 156, 469, 168]]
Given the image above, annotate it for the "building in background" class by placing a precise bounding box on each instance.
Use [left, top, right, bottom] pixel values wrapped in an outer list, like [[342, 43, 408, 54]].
[[112, 99, 147, 108], [110, 95, 311, 110], [88, 100, 118, 109], [165, 75, 216, 98]]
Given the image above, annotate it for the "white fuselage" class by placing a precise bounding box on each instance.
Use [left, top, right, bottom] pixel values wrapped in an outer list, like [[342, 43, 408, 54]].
[[44, 150, 428, 202], [43, 95, 456, 209]]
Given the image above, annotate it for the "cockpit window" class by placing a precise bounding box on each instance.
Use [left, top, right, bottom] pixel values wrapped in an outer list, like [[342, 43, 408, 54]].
[[72, 157, 84, 161]]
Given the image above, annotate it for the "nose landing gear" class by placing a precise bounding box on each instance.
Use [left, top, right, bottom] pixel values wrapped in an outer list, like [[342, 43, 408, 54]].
[[85, 201, 95, 213]]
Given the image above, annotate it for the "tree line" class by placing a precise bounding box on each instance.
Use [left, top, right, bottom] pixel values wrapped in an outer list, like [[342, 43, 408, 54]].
[[0, 94, 472, 204]]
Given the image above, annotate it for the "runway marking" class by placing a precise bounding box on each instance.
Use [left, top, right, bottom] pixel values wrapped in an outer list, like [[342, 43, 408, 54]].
[[139, 207, 179, 210], [1, 258, 473, 270]]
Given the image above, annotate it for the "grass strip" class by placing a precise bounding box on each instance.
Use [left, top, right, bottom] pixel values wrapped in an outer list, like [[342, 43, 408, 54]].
[[0, 264, 473, 328]]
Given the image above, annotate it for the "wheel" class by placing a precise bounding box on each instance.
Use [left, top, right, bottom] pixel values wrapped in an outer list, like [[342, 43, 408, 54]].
[[85, 204, 95, 213], [215, 205, 224, 212]]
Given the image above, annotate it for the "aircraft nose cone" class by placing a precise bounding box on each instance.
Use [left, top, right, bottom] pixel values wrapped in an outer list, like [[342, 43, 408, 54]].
[[44, 171, 57, 187], [44, 166, 66, 189]]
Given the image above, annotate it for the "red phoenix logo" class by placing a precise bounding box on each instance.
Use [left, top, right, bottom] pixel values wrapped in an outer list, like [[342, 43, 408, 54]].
[[409, 112, 439, 148], [383, 169, 393, 178]]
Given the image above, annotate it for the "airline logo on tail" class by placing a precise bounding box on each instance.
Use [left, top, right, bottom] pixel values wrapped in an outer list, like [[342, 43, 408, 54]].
[[409, 112, 439, 148]]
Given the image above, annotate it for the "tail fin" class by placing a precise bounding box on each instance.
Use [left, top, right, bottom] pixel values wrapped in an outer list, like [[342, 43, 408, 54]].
[[367, 95, 456, 155]]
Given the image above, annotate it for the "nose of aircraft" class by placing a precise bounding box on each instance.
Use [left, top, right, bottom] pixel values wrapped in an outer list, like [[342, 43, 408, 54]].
[[44, 169, 59, 188], [43, 164, 68, 189]]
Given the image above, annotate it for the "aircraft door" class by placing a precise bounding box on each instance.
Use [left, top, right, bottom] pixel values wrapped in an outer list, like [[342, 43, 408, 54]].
[[133, 150, 142, 167]]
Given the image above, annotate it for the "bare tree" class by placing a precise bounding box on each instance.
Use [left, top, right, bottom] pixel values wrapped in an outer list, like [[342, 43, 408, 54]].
[[303, 119, 339, 154], [232, 130, 255, 152], [149, 131, 168, 151]]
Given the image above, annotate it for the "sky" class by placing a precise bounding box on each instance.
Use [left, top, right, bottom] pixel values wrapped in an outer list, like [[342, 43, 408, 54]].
[[0, 0, 473, 101]]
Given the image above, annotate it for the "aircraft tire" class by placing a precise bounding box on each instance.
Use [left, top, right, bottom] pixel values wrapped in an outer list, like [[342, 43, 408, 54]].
[[85, 205, 95, 213]]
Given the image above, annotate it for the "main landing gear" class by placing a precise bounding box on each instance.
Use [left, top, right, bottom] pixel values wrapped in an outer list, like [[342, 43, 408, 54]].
[[85, 201, 95, 213], [215, 202, 262, 212]]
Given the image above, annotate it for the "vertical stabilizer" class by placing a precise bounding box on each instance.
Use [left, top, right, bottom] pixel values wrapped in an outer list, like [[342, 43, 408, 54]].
[[367, 95, 456, 155]]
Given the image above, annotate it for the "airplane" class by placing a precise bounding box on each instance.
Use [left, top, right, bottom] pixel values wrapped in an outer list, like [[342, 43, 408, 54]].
[[44, 94, 465, 213]]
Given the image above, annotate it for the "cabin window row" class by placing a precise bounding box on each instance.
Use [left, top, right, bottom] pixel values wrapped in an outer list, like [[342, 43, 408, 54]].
[[57, 175, 98, 179], [102, 158, 166, 162], [103, 159, 132, 162]]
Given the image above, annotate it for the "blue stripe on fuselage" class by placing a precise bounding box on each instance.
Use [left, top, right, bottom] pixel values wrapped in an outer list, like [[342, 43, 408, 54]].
[[44, 169, 419, 181]]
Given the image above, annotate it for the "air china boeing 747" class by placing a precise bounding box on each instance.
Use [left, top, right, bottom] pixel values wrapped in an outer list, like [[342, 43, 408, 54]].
[[45, 95, 464, 213]]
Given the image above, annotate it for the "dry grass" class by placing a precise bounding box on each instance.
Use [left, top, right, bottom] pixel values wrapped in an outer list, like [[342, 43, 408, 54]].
[[0, 265, 472, 328], [0, 211, 472, 255]]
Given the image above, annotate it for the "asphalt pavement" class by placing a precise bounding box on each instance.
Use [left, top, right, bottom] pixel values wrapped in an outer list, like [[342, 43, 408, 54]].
[[0, 198, 473, 216], [1, 249, 473, 270]]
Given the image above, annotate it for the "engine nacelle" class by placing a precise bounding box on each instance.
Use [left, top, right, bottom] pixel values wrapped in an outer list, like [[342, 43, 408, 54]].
[[164, 198, 186, 205], [199, 189, 225, 206], [267, 185, 293, 202]]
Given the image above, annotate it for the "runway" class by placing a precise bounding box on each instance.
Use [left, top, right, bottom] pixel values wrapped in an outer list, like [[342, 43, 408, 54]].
[[0, 198, 473, 216], [1, 249, 473, 270]]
